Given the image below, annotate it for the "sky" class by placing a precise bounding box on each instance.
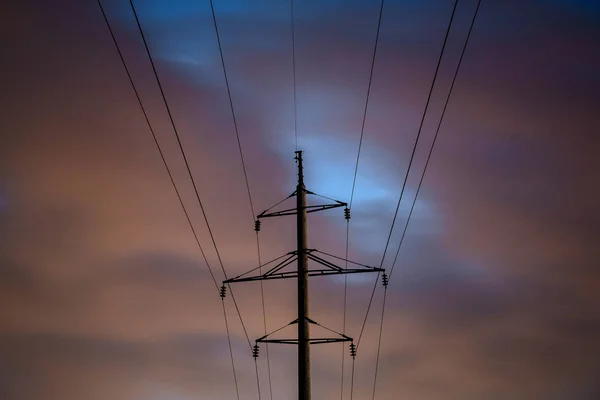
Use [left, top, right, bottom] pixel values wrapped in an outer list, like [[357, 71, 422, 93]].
[[1, 0, 600, 399]]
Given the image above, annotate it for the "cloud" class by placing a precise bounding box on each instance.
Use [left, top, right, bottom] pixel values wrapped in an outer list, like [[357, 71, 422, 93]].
[[1, 0, 599, 399]]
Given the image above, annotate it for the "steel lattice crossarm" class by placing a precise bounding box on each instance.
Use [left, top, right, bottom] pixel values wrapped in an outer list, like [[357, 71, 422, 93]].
[[223, 248, 384, 284], [255, 318, 353, 345]]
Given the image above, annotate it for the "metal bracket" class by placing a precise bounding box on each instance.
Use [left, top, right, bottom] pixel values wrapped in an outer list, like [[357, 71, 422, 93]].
[[223, 249, 384, 284], [256, 317, 353, 345], [257, 189, 347, 219]]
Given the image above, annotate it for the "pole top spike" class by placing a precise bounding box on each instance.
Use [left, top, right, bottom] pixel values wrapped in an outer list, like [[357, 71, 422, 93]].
[[295, 150, 304, 185]]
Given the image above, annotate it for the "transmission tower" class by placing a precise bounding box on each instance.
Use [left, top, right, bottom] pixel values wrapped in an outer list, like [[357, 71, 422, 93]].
[[222, 151, 385, 400]]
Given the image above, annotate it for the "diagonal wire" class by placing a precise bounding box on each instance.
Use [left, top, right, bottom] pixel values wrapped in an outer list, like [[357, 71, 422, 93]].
[[354, 0, 460, 350], [387, 0, 482, 282], [260, 192, 295, 215], [97, 3, 241, 399], [230, 252, 294, 280], [254, 356, 262, 400], [355, 273, 381, 349], [311, 320, 351, 338], [341, 219, 350, 400], [208, 1, 270, 398], [379, 0, 459, 273], [257, 232, 273, 400], [342, 1, 386, 398], [259, 320, 296, 340], [222, 299, 241, 400], [370, 2, 482, 399], [349, 357, 357, 400], [128, 0, 252, 347], [208, 0, 255, 219], [306, 190, 345, 204], [370, 286, 388, 400], [95, 0, 220, 293], [313, 249, 376, 269], [347, 0, 461, 398], [291, 0, 298, 150], [348, 0, 386, 210], [127, 0, 258, 397]]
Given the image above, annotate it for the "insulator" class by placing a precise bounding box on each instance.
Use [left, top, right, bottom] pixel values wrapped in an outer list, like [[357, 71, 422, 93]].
[[349, 342, 357, 358], [219, 285, 227, 298], [252, 344, 260, 358], [344, 207, 350, 220], [382, 273, 389, 287], [254, 220, 261, 232]]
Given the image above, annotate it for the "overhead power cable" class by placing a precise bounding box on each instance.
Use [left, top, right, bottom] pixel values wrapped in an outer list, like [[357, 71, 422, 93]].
[[342, 1, 386, 399], [371, 2, 482, 399], [126, 0, 256, 398], [387, 0, 482, 282], [97, 1, 241, 398], [341, 0, 460, 398], [208, 1, 271, 398], [127, 0, 252, 346], [208, 0, 255, 219], [95, 0, 222, 290], [348, 0, 386, 210], [222, 300, 241, 400], [291, 0, 298, 150], [380, 0, 459, 274], [355, 0, 460, 351]]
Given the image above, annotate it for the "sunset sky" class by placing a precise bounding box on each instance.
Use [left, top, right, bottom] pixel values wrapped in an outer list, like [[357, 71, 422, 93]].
[[1, 0, 600, 399]]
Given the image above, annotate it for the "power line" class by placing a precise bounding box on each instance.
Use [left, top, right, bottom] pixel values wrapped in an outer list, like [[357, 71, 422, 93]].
[[380, 0, 459, 271], [355, 273, 381, 348], [349, 0, 386, 210], [257, 233, 273, 400], [127, 0, 256, 397], [95, 1, 221, 289], [370, 284, 388, 400], [370, 2, 482, 399], [341, 217, 350, 400], [208, 0, 255, 219], [97, 1, 240, 398], [127, 1, 218, 277], [100, 0, 480, 397], [208, 1, 272, 398], [222, 300, 241, 400], [347, 0, 460, 397], [291, 0, 298, 150], [349, 357, 356, 400], [388, 0, 482, 282], [127, 0, 252, 344], [354, 0, 460, 350], [342, 2, 386, 398]]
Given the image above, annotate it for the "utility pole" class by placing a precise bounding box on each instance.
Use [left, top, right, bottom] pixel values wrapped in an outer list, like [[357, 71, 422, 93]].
[[222, 151, 385, 400], [296, 152, 310, 400]]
